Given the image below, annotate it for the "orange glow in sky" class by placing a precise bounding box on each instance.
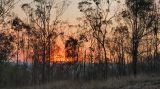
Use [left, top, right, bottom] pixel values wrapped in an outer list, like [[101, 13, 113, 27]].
[[51, 49, 67, 62]]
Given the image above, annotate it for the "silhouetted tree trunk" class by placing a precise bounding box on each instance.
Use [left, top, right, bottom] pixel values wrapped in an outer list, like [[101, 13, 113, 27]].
[[132, 41, 139, 76], [79, 0, 119, 79], [102, 44, 108, 79], [125, 0, 155, 76]]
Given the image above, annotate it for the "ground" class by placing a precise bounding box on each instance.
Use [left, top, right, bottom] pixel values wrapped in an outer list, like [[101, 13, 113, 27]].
[[4, 74, 160, 89]]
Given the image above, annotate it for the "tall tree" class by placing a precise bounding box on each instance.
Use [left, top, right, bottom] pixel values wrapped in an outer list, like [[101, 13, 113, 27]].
[[152, 4, 160, 71], [21, 0, 69, 83], [0, 0, 20, 62], [0, 0, 20, 86], [78, 0, 119, 79], [112, 25, 129, 76], [124, 0, 155, 76]]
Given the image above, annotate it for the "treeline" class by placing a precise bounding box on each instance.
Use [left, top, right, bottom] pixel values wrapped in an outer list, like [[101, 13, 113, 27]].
[[0, 0, 160, 88]]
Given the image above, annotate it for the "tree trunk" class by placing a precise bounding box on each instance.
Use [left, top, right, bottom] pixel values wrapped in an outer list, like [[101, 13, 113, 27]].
[[42, 41, 46, 83], [47, 38, 51, 82], [132, 42, 138, 76], [102, 45, 107, 79], [15, 30, 20, 86]]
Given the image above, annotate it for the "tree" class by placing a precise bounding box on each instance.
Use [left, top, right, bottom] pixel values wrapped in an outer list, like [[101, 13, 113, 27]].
[[0, 0, 20, 63], [0, 0, 19, 20], [151, 4, 160, 71], [65, 37, 78, 62], [0, 33, 14, 63], [124, 0, 155, 76], [0, 0, 20, 86], [78, 0, 120, 79], [21, 0, 69, 83], [112, 25, 129, 76]]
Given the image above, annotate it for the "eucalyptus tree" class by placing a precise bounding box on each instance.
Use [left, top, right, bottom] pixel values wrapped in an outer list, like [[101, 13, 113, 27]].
[[0, 0, 20, 62], [112, 25, 129, 76], [0, 0, 21, 86], [123, 0, 155, 76], [12, 17, 24, 66], [147, 3, 160, 72], [65, 37, 78, 62], [78, 0, 120, 79], [21, 0, 69, 83]]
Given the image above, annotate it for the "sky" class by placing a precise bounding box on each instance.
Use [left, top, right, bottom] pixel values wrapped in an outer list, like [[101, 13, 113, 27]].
[[13, 0, 82, 24], [11, 0, 160, 62], [13, 0, 160, 24], [12, 0, 83, 62]]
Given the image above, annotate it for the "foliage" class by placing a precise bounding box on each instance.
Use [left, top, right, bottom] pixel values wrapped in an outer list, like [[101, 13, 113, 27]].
[[0, 33, 14, 63], [65, 37, 78, 61]]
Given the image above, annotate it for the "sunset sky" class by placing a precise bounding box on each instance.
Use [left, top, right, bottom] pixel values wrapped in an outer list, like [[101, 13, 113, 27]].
[[13, 0, 125, 24], [11, 0, 124, 62], [11, 0, 159, 62], [14, 0, 82, 24]]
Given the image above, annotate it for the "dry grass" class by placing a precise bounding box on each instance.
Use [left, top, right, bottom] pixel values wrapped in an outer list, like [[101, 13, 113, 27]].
[[5, 74, 160, 89]]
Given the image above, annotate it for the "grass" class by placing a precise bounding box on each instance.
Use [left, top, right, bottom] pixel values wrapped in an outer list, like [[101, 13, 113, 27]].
[[4, 74, 160, 89]]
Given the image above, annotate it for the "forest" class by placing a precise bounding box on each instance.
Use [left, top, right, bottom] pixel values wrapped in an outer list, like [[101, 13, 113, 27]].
[[0, 0, 160, 88]]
